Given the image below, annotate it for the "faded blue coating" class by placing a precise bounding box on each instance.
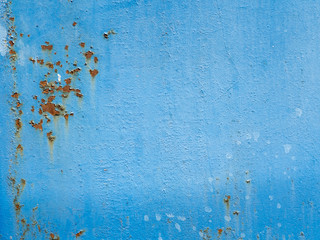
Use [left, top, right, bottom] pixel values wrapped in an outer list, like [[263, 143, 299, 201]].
[[1, 0, 320, 239]]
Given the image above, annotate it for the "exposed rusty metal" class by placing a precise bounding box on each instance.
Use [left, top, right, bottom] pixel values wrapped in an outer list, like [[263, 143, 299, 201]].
[[103, 29, 116, 39]]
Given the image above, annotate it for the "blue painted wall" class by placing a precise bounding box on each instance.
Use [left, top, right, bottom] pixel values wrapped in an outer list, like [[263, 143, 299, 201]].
[[1, 0, 320, 239]]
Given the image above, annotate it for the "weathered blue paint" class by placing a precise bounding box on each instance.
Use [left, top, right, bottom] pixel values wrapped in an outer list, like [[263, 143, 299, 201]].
[[1, 0, 320, 239]]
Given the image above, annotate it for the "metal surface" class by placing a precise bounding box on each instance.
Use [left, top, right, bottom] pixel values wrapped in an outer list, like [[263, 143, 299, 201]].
[[1, 0, 320, 239]]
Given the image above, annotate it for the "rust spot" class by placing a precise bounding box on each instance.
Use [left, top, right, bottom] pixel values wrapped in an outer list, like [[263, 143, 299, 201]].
[[27, 34, 30, 37], [79, 42, 85, 48], [72, 22, 77, 26], [64, 114, 69, 120], [218, 228, 223, 235], [84, 50, 94, 60], [64, 78, 71, 85], [16, 101, 22, 108], [9, 17, 14, 21], [17, 144, 23, 152], [20, 33, 23, 37], [103, 29, 116, 39], [11, 92, 19, 98], [50, 233, 60, 240], [31, 106, 35, 112], [55, 61, 61, 66], [45, 62, 54, 69], [75, 230, 85, 238], [66, 67, 81, 75], [48, 96, 56, 103], [33, 95, 38, 100], [75, 92, 83, 98], [37, 59, 44, 65], [89, 69, 98, 78], [9, 40, 14, 46], [29, 57, 35, 63], [39, 80, 48, 88], [30, 119, 43, 131], [15, 118, 22, 129], [47, 131, 56, 142], [94, 56, 98, 63], [41, 102, 60, 116], [41, 44, 53, 51], [64, 45, 69, 51]]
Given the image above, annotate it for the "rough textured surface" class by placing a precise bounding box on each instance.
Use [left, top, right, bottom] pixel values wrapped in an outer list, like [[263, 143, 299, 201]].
[[1, 0, 320, 239]]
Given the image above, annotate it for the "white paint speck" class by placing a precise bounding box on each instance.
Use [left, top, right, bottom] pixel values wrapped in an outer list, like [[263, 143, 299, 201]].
[[208, 219, 212, 223], [253, 132, 260, 142], [58, 73, 61, 82], [208, 177, 213, 183], [277, 203, 281, 209], [192, 226, 196, 231], [246, 133, 252, 140], [177, 216, 186, 221], [158, 233, 163, 240], [204, 206, 212, 213], [266, 140, 271, 144], [295, 108, 302, 117], [278, 223, 282, 228], [156, 214, 161, 221], [166, 213, 174, 218], [226, 153, 233, 159], [175, 223, 181, 232], [224, 216, 231, 222], [283, 144, 292, 154], [199, 231, 204, 237], [245, 195, 250, 200], [236, 140, 242, 145], [144, 215, 149, 221], [241, 233, 246, 238], [269, 195, 274, 201], [0, 24, 7, 56]]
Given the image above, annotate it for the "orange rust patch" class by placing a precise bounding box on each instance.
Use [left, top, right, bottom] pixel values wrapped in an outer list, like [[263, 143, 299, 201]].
[[79, 42, 85, 48], [218, 228, 223, 234], [16, 101, 22, 108], [75, 230, 85, 238], [17, 144, 23, 151], [41, 102, 60, 116], [94, 56, 98, 63], [66, 67, 81, 75], [31, 106, 35, 112], [15, 118, 22, 129], [20, 33, 23, 37], [11, 92, 19, 98], [47, 131, 56, 142], [55, 61, 61, 66], [30, 119, 43, 131], [75, 92, 83, 98], [9, 40, 14, 46], [29, 57, 35, 63], [39, 80, 47, 88], [37, 59, 44, 65], [48, 96, 56, 103], [64, 45, 69, 50], [89, 69, 99, 78], [84, 51, 94, 60], [72, 22, 77, 26], [64, 114, 69, 120], [41, 44, 53, 51], [64, 78, 71, 85], [45, 62, 54, 69]]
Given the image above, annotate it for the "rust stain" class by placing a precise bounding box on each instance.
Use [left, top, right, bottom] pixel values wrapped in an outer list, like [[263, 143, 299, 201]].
[[72, 21, 77, 26], [89, 69, 98, 78], [47, 131, 56, 142], [41, 44, 53, 51], [94, 56, 98, 63], [64, 45, 69, 51], [66, 67, 81, 75], [84, 50, 94, 60], [50, 233, 60, 240], [40, 102, 60, 116], [75, 229, 85, 238], [15, 118, 22, 130], [11, 92, 19, 98], [29, 119, 43, 131]]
